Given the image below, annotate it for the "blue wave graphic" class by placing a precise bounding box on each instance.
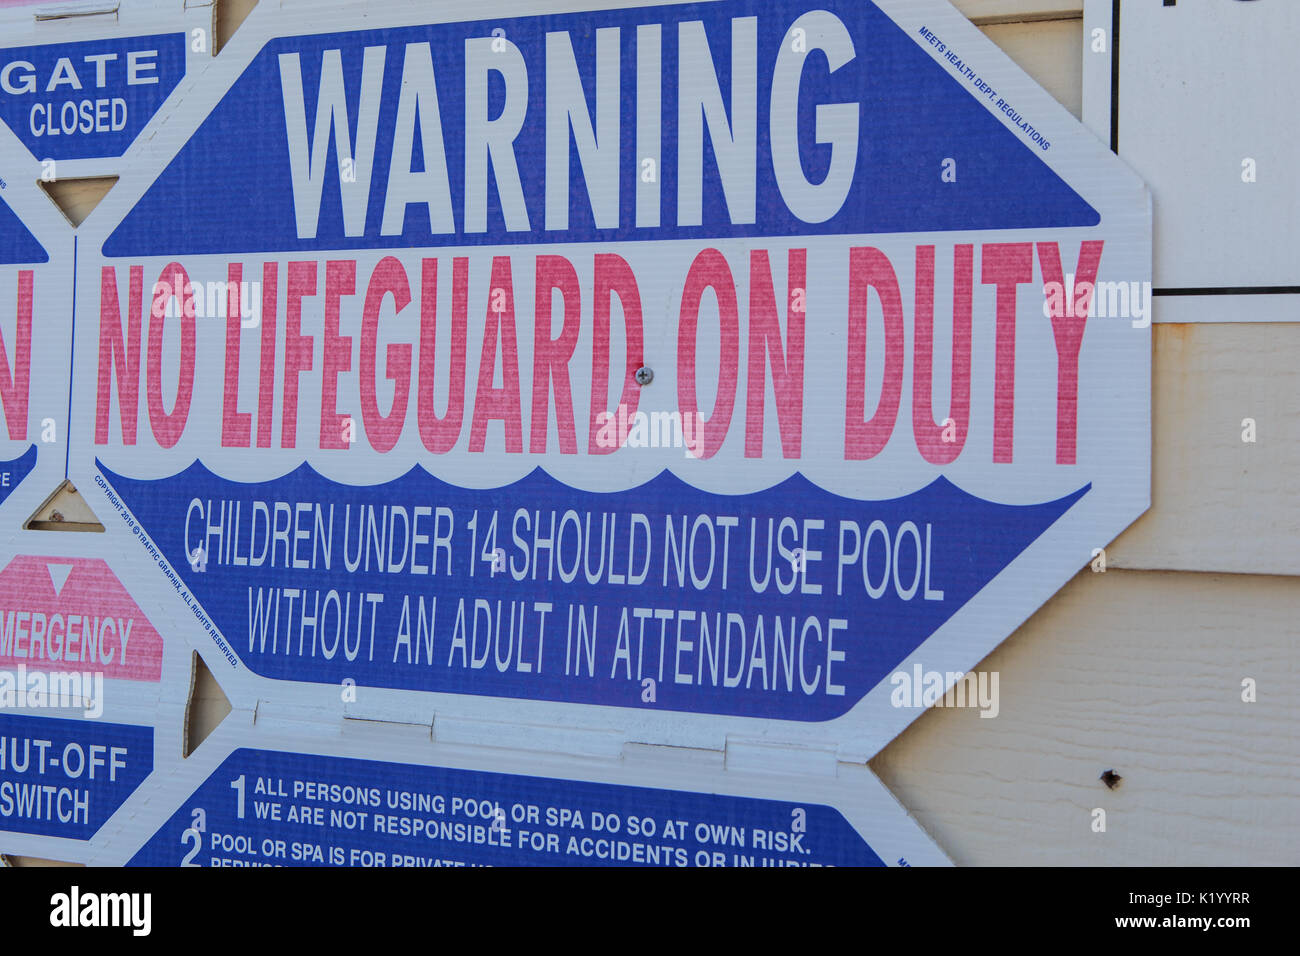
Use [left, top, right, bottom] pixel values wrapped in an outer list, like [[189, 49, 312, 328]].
[[100, 460, 1086, 722]]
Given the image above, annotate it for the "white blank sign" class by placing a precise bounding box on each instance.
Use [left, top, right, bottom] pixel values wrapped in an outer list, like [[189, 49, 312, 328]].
[[1086, 0, 1298, 316]]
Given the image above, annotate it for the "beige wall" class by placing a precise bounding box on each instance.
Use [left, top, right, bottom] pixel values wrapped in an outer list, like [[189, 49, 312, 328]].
[[7, 0, 1296, 867]]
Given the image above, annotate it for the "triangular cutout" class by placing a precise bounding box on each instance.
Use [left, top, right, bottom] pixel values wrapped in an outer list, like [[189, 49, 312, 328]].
[[39, 176, 118, 228], [217, 0, 259, 54], [24, 479, 105, 532], [183, 651, 233, 758], [45, 561, 73, 597]]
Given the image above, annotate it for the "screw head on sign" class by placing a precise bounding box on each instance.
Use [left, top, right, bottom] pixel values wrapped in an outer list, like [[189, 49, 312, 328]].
[[635, 366, 654, 386]]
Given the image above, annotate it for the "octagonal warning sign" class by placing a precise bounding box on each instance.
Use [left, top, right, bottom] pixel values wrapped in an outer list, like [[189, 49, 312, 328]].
[[70, 0, 1150, 757]]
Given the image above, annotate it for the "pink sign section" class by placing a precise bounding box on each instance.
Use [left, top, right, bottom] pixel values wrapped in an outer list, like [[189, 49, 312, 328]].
[[0, 556, 164, 680]]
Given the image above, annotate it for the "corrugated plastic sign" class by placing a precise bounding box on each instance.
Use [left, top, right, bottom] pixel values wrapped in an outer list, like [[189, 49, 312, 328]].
[[0, 535, 194, 864], [70, 0, 1151, 758], [0, 168, 68, 526], [0, 0, 215, 173], [92, 721, 950, 867], [0, 33, 187, 161]]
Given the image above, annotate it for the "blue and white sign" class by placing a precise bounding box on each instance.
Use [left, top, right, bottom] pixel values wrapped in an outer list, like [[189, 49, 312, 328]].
[[70, 0, 1151, 758], [0, 165, 71, 526], [0, 0, 213, 175], [0, 533, 200, 865], [0, 713, 152, 841], [0, 193, 47, 518], [95, 722, 948, 867], [0, 34, 187, 161]]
